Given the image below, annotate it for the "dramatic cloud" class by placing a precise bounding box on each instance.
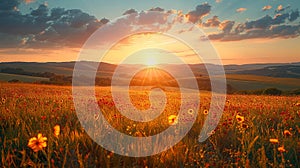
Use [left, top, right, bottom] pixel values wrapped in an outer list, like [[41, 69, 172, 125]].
[[203, 16, 220, 27], [236, 8, 247, 13], [262, 5, 272, 11], [0, 0, 110, 48], [207, 10, 300, 41], [186, 3, 211, 23]]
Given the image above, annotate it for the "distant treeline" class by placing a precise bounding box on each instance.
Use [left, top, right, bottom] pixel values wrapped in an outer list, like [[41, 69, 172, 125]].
[[234, 88, 300, 96]]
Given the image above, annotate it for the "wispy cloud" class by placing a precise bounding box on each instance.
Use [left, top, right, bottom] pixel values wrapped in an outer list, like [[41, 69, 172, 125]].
[[262, 5, 272, 11], [236, 8, 247, 13]]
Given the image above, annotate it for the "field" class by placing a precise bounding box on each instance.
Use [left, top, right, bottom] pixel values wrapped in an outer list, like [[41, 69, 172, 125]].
[[0, 83, 299, 167], [224, 74, 300, 91]]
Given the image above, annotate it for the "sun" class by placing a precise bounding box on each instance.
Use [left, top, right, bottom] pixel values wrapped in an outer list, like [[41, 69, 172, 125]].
[[145, 57, 157, 67]]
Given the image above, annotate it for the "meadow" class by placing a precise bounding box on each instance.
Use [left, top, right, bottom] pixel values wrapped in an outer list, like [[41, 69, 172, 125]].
[[0, 82, 299, 167]]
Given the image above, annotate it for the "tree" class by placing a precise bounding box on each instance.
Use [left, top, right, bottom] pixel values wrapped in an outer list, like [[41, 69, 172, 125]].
[[263, 88, 282, 95]]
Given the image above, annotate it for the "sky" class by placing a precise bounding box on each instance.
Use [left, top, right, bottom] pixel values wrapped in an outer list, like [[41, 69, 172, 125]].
[[0, 0, 300, 65]]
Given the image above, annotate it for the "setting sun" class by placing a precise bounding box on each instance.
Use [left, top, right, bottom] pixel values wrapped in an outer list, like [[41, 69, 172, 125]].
[[146, 57, 157, 67]]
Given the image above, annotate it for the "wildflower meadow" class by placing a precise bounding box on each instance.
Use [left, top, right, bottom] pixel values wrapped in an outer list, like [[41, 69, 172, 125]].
[[0, 82, 299, 167]]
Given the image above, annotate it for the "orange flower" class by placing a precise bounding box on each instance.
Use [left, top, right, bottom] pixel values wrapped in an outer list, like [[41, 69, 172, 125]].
[[54, 125, 60, 137], [203, 109, 209, 115], [283, 130, 292, 136], [168, 115, 178, 125], [236, 114, 244, 123], [28, 133, 47, 152], [269, 138, 279, 144], [278, 146, 286, 152], [295, 102, 300, 107]]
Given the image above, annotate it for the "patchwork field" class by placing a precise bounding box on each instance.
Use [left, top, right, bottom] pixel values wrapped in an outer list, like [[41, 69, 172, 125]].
[[0, 83, 299, 167]]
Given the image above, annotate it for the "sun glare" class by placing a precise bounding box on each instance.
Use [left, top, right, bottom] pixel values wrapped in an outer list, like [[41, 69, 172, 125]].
[[146, 57, 157, 67]]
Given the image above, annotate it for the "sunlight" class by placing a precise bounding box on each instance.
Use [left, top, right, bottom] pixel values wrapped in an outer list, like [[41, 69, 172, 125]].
[[145, 57, 157, 67]]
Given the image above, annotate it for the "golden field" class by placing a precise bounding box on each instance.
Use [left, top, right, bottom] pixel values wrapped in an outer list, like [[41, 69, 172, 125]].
[[0, 83, 299, 167]]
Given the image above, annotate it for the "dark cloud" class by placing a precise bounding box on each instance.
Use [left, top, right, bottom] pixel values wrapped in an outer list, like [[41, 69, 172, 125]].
[[123, 9, 137, 15], [187, 3, 211, 23], [289, 10, 299, 22], [219, 20, 235, 33], [0, 0, 20, 11], [207, 10, 300, 41], [149, 7, 164, 12], [0, 1, 109, 48], [31, 4, 48, 17], [203, 16, 220, 27]]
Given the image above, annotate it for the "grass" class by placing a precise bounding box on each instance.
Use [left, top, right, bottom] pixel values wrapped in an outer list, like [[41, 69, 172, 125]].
[[0, 82, 299, 167]]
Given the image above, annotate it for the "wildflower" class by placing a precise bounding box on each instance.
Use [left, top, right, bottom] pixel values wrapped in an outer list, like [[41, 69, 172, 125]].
[[283, 130, 292, 136], [54, 125, 60, 137], [1, 97, 6, 104], [278, 146, 286, 152], [269, 138, 279, 144], [168, 115, 178, 125], [203, 109, 209, 115], [241, 123, 249, 129], [188, 109, 194, 115], [28, 133, 47, 152], [236, 114, 244, 123], [295, 102, 300, 107]]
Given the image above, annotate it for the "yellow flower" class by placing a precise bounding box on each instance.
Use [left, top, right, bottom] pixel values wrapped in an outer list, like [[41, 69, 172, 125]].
[[28, 133, 47, 152], [168, 115, 178, 125], [236, 114, 244, 123], [54, 125, 60, 137], [269, 138, 279, 144], [278, 146, 286, 152], [203, 109, 209, 115]]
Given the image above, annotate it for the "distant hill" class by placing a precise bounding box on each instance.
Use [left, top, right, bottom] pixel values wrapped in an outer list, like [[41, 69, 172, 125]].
[[0, 61, 299, 91], [232, 65, 300, 78]]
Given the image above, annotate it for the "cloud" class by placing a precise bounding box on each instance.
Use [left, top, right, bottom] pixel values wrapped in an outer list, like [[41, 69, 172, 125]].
[[186, 3, 211, 23], [0, 0, 20, 11], [207, 9, 300, 41], [0, 0, 110, 48], [148, 7, 164, 12], [123, 9, 137, 15], [215, 0, 222, 3], [31, 4, 48, 17], [277, 5, 283, 12], [236, 8, 247, 13], [289, 10, 299, 22], [219, 20, 235, 33], [275, 5, 290, 13], [203, 16, 220, 27], [24, 0, 35, 4], [262, 5, 272, 11]]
